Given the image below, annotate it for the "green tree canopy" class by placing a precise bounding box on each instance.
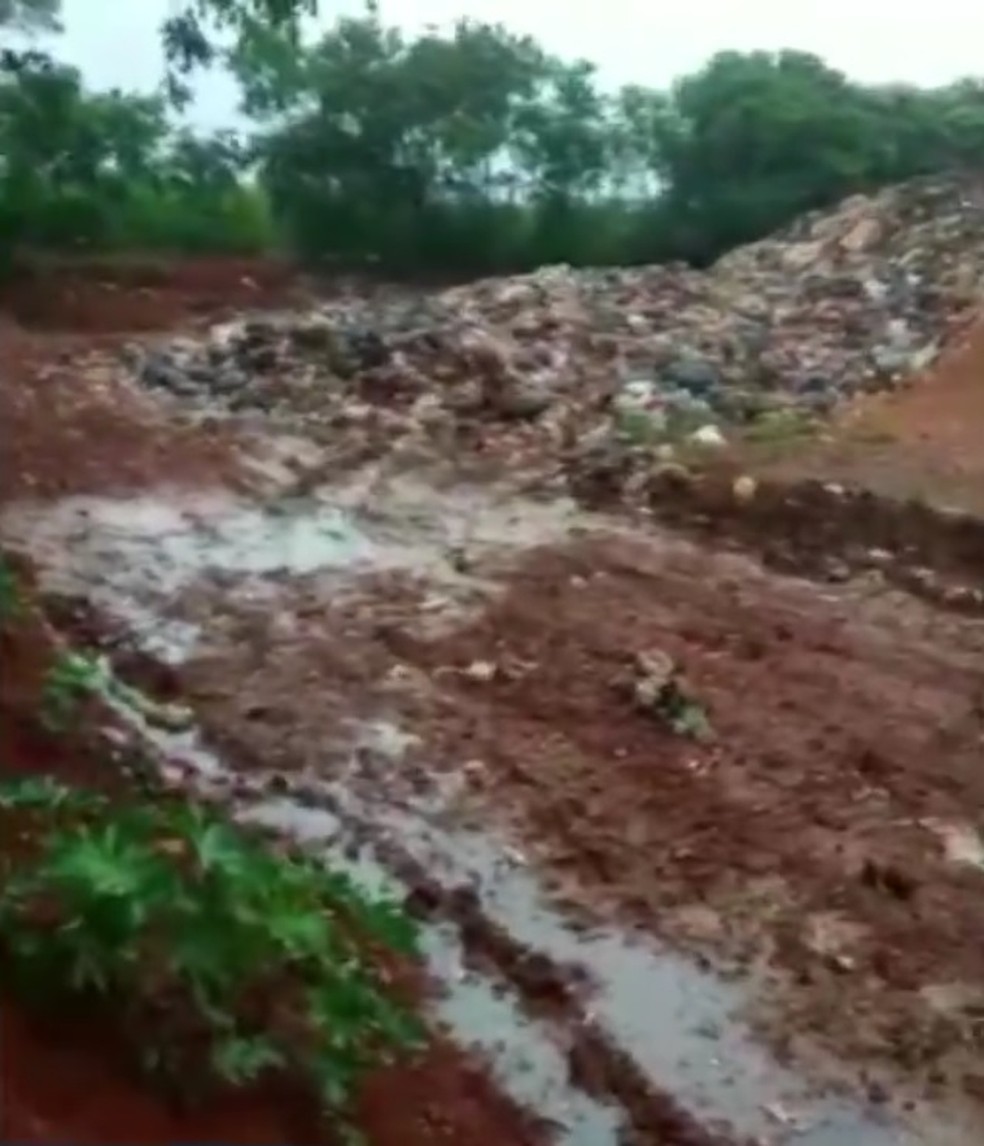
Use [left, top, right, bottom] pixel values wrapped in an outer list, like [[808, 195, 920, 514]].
[[2, 5, 983, 277]]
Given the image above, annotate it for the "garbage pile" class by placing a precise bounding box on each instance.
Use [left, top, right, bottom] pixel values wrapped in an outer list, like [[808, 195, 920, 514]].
[[132, 174, 984, 478]]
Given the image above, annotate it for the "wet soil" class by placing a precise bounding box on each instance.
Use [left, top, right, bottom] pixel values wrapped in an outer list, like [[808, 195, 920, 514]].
[[3, 264, 984, 1146], [0, 328, 251, 502], [401, 537, 984, 1085], [0, 578, 551, 1146], [640, 467, 984, 615]]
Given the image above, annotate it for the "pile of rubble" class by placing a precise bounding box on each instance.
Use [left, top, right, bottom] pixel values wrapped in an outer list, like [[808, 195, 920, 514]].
[[131, 174, 984, 479]]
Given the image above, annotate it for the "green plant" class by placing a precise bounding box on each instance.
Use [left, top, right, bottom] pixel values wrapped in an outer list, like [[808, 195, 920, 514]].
[[40, 649, 107, 730], [0, 778, 423, 1118], [0, 556, 21, 620], [632, 651, 714, 742]]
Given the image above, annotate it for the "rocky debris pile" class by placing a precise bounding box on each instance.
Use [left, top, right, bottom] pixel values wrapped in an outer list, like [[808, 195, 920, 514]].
[[131, 174, 984, 488]]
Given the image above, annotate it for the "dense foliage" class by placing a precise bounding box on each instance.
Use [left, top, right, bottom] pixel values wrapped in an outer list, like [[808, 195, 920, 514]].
[[2, 0, 983, 273]]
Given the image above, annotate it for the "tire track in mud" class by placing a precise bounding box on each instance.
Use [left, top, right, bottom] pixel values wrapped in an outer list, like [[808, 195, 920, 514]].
[[103, 697, 729, 1146], [101, 685, 915, 1146], [243, 780, 736, 1146]]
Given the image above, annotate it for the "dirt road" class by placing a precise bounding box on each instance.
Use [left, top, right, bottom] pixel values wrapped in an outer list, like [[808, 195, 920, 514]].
[[2, 263, 983, 1146]]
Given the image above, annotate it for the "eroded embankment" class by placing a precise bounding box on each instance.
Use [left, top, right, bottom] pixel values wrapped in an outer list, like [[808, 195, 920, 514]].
[[634, 469, 982, 614]]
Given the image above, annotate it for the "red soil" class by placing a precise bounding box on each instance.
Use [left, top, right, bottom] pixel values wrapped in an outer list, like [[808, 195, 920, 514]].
[[3, 259, 983, 1143], [0, 255, 301, 332], [0, 326, 249, 502], [757, 311, 984, 513]]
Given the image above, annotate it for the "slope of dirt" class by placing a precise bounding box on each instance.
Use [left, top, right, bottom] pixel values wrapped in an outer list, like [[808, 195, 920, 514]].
[[0, 326, 250, 501], [399, 537, 984, 1083], [751, 313, 984, 514], [0, 255, 302, 332]]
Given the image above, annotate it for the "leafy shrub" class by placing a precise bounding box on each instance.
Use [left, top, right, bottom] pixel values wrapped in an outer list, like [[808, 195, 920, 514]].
[[0, 777, 423, 1116]]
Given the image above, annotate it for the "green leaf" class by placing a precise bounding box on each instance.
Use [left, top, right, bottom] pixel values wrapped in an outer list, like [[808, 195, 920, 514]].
[[212, 1034, 285, 1084]]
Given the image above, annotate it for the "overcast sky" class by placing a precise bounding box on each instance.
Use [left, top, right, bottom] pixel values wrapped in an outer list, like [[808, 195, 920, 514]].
[[58, 0, 984, 128]]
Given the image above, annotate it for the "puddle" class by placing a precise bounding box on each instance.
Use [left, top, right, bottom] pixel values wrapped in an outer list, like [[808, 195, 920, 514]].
[[1, 478, 596, 659], [13, 470, 973, 1144], [99, 704, 623, 1143], [1, 495, 370, 593], [98, 686, 944, 1145], [238, 798, 624, 1146]]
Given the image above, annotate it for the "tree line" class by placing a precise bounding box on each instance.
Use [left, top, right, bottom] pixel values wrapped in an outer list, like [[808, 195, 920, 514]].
[[2, 0, 983, 277]]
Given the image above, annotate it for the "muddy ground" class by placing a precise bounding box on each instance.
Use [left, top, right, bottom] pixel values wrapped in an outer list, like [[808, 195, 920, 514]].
[[1, 259, 983, 1146]]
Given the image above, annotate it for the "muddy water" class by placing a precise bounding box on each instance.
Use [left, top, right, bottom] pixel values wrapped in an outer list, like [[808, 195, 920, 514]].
[[0, 480, 593, 657], [5, 479, 974, 1145], [253, 763, 925, 1146], [112, 688, 918, 1146], [236, 798, 625, 1146]]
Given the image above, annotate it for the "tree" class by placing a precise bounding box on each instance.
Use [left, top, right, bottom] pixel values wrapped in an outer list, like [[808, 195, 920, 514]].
[[161, 0, 321, 106], [651, 51, 883, 258], [3, 5, 984, 277]]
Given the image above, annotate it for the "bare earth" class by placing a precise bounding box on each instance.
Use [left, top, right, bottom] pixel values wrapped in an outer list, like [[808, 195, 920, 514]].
[[2, 260, 983, 1146]]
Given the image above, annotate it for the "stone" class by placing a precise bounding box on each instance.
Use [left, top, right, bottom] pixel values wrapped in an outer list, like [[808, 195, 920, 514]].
[[689, 424, 726, 448], [732, 475, 758, 504], [661, 356, 721, 397]]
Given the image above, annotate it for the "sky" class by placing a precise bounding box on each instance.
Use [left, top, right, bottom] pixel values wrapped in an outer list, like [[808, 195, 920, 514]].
[[56, 0, 984, 129]]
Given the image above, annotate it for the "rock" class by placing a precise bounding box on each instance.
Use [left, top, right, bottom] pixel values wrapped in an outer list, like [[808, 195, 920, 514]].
[[661, 356, 720, 397], [732, 474, 758, 504], [689, 424, 726, 448]]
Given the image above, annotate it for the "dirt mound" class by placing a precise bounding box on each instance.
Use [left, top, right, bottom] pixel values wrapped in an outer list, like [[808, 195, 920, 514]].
[[0, 326, 252, 503], [754, 312, 984, 514], [0, 256, 303, 333]]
